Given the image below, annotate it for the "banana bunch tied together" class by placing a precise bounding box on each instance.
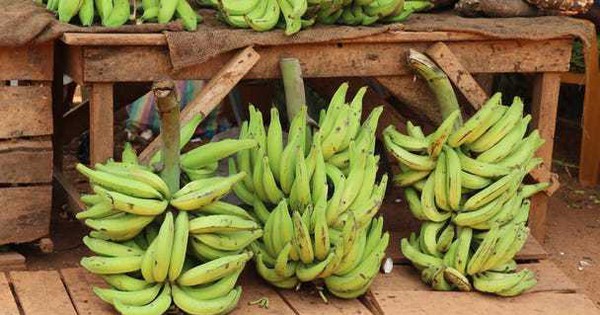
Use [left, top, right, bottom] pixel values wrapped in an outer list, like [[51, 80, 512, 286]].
[[385, 92, 551, 296], [229, 83, 390, 299], [215, 0, 433, 35], [77, 130, 261, 314], [39, 0, 199, 30]]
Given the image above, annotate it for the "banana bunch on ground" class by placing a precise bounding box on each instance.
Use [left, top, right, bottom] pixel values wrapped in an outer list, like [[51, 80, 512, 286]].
[[229, 83, 390, 299], [385, 92, 550, 296], [77, 127, 261, 314], [39, 0, 199, 30], [216, 0, 433, 35]]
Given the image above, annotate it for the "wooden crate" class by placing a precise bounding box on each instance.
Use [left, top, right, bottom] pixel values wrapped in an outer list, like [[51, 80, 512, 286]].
[[0, 43, 54, 245]]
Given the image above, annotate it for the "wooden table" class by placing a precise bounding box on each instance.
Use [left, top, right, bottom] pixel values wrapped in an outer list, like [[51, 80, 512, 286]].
[[57, 30, 573, 240]]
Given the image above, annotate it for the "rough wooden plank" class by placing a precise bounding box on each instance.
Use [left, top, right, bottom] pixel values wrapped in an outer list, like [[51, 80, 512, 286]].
[[0, 138, 52, 184], [374, 76, 441, 125], [579, 33, 600, 186], [372, 291, 599, 315], [0, 86, 53, 139], [60, 268, 115, 315], [64, 45, 84, 84], [0, 43, 53, 80], [0, 252, 26, 272], [81, 39, 572, 82], [9, 271, 77, 315], [138, 47, 260, 163], [0, 186, 52, 245], [0, 273, 20, 315], [231, 271, 295, 315], [387, 232, 547, 263], [426, 42, 489, 109], [54, 167, 86, 214], [530, 72, 561, 240], [90, 83, 114, 164], [62, 33, 167, 46], [561, 72, 586, 85], [278, 287, 371, 314], [370, 260, 577, 294]]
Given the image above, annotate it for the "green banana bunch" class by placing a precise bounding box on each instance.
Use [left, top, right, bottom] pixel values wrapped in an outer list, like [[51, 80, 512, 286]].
[[42, 0, 201, 30], [387, 52, 550, 297], [229, 83, 389, 299], [77, 109, 260, 314]]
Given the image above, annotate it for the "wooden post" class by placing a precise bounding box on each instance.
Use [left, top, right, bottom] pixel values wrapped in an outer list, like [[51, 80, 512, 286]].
[[530, 72, 561, 241], [89, 83, 114, 165], [579, 34, 600, 186], [138, 47, 260, 164]]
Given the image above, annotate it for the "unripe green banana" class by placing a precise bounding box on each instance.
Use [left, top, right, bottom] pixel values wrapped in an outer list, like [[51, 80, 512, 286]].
[[85, 214, 155, 241], [78, 0, 94, 26], [103, 0, 130, 27], [469, 97, 524, 152], [179, 268, 242, 300], [170, 172, 246, 210], [193, 229, 263, 252], [428, 110, 461, 158], [173, 284, 242, 315], [197, 201, 256, 221], [152, 212, 174, 282], [77, 164, 163, 199], [83, 235, 144, 257], [190, 237, 241, 261], [476, 115, 531, 163], [81, 255, 143, 274], [178, 252, 252, 286], [420, 173, 452, 222], [400, 238, 443, 270], [101, 274, 151, 291], [168, 211, 189, 281], [292, 211, 314, 264], [76, 201, 119, 220], [448, 93, 501, 147], [58, 0, 83, 22], [384, 133, 436, 171], [189, 215, 260, 234], [93, 283, 161, 306], [114, 283, 172, 315], [181, 139, 257, 169]]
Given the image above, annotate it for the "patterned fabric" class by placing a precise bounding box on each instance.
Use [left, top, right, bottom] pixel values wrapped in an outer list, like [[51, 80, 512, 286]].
[[125, 80, 226, 139]]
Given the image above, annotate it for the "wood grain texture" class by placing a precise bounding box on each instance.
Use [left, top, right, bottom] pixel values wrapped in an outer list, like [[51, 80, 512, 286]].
[[530, 72, 561, 240], [0, 43, 53, 80], [231, 271, 295, 315], [374, 75, 441, 124], [0, 86, 53, 139], [90, 83, 114, 164], [279, 288, 372, 315], [0, 252, 26, 272], [372, 291, 599, 315], [0, 186, 52, 245], [0, 138, 52, 184], [370, 260, 577, 294], [138, 47, 260, 164], [426, 42, 489, 109], [0, 273, 20, 315], [78, 39, 572, 82], [9, 270, 77, 315], [60, 268, 115, 315], [579, 30, 600, 186]]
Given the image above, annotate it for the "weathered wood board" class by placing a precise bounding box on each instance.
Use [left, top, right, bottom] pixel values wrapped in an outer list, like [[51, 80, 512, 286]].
[[9, 270, 77, 315], [0, 86, 53, 139], [0, 138, 52, 184], [0, 43, 53, 81], [0, 186, 52, 245], [74, 39, 572, 82]]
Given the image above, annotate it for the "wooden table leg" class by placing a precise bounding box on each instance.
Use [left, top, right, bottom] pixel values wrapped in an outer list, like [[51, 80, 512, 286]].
[[89, 83, 114, 165], [579, 33, 600, 187], [530, 72, 561, 241]]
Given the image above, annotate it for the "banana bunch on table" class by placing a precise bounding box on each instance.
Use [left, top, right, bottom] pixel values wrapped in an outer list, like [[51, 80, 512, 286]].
[[229, 83, 390, 299], [77, 126, 261, 314], [217, 0, 433, 35], [40, 0, 199, 30], [385, 93, 550, 296]]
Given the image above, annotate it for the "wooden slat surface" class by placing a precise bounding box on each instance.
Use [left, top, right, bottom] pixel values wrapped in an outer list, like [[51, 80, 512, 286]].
[[0, 43, 53, 81], [387, 232, 548, 264], [0, 138, 52, 184], [0, 252, 26, 272], [372, 291, 599, 315], [0, 186, 52, 245], [74, 39, 572, 82], [89, 83, 114, 164], [278, 287, 372, 314], [9, 271, 77, 315], [0, 273, 20, 315], [370, 260, 578, 294], [231, 271, 295, 315], [60, 268, 115, 315], [0, 86, 53, 139]]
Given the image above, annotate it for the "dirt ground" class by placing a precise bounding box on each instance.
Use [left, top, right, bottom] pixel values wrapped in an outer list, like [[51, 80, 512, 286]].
[[13, 83, 600, 309]]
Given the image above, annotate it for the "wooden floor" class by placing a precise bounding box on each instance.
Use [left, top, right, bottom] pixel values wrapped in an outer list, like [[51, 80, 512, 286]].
[[0, 238, 598, 315]]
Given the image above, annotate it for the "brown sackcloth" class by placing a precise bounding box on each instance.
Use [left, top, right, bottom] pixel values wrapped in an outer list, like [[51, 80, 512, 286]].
[[0, 0, 182, 46], [164, 12, 595, 71]]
